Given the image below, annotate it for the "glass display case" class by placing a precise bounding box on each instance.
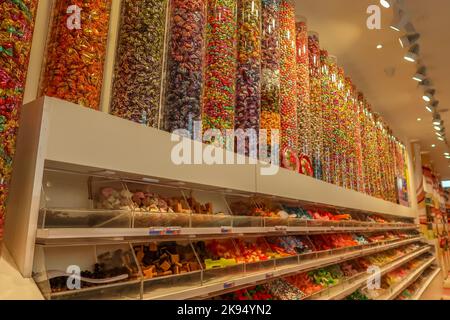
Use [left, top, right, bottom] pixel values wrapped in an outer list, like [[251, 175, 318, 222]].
[[235, 0, 262, 155], [110, 0, 168, 127], [40, 0, 112, 110], [33, 243, 142, 300], [163, 0, 206, 134], [38, 169, 417, 233], [202, 0, 238, 133]]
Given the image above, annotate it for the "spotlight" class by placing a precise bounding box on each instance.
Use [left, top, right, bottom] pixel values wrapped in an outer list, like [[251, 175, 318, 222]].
[[438, 137, 445, 141], [435, 126, 442, 131], [399, 33, 420, 48], [404, 44, 420, 62], [380, 0, 391, 8], [426, 106, 433, 113], [433, 114, 442, 126], [423, 89, 435, 102], [412, 67, 426, 82]]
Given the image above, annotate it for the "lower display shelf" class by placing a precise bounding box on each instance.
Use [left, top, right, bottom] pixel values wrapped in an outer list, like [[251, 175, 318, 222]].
[[36, 225, 418, 242], [376, 256, 436, 300], [37, 236, 423, 300], [310, 246, 432, 300], [411, 268, 441, 300]]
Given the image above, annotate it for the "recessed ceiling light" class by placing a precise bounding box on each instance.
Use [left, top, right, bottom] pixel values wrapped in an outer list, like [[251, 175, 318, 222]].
[[438, 137, 445, 141], [376, 44, 383, 49], [404, 44, 420, 63], [426, 106, 433, 113], [380, 0, 391, 8], [444, 153, 449, 156], [412, 67, 426, 82], [432, 144, 436, 148], [417, 118, 422, 122], [435, 126, 442, 131], [423, 89, 435, 102]]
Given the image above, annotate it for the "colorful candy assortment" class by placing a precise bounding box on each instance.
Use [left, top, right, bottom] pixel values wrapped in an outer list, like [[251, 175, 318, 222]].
[[260, 0, 281, 150], [111, 0, 168, 127], [279, 0, 298, 159], [163, 0, 206, 134], [203, 0, 237, 133], [219, 243, 426, 300], [265, 279, 305, 300], [41, 0, 112, 110], [308, 32, 323, 180], [295, 20, 311, 158], [235, 0, 262, 151], [218, 285, 274, 300], [0, 0, 38, 237]]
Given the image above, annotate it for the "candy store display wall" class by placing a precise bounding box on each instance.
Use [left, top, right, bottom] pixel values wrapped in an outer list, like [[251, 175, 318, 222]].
[[25, 0, 413, 207], [0, 0, 38, 238], [40, 0, 112, 110]]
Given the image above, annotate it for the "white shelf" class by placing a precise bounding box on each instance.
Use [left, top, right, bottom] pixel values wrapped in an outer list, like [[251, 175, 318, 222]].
[[412, 268, 441, 300], [35, 224, 419, 241], [379, 256, 436, 300], [312, 246, 432, 300], [145, 237, 422, 300], [5, 97, 418, 278]]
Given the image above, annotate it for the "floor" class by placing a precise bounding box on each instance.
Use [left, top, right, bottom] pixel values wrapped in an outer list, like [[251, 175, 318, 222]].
[[0, 243, 43, 300]]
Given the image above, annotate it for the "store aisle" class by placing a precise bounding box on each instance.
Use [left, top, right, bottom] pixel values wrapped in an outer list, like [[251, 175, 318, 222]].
[[0, 244, 43, 300]]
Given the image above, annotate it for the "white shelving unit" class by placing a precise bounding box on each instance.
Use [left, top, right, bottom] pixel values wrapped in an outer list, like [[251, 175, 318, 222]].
[[312, 246, 432, 300], [378, 257, 436, 300], [412, 268, 441, 300], [4, 97, 423, 300]]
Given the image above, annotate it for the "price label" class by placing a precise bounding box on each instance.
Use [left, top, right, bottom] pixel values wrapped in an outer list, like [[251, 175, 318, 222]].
[[148, 228, 165, 236], [221, 226, 233, 234], [223, 281, 235, 289], [165, 227, 181, 235], [274, 226, 288, 232], [265, 272, 274, 279]]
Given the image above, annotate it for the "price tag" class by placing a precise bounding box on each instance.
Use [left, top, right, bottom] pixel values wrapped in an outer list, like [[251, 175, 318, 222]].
[[274, 226, 288, 232], [221, 226, 233, 234], [149, 228, 165, 236], [165, 227, 181, 235], [223, 281, 235, 289]]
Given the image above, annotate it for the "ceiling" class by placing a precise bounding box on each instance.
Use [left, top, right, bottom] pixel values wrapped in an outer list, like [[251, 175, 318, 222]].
[[295, 0, 450, 179]]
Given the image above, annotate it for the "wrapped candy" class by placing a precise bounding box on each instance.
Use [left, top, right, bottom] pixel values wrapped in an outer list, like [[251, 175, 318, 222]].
[[0, 0, 38, 237], [279, 0, 298, 158], [111, 0, 168, 127], [319, 51, 336, 184], [40, 0, 112, 110], [295, 19, 311, 159], [235, 0, 262, 154], [202, 0, 237, 133], [308, 32, 323, 180], [163, 0, 206, 134], [260, 0, 281, 154], [335, 67, 347, 187]]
